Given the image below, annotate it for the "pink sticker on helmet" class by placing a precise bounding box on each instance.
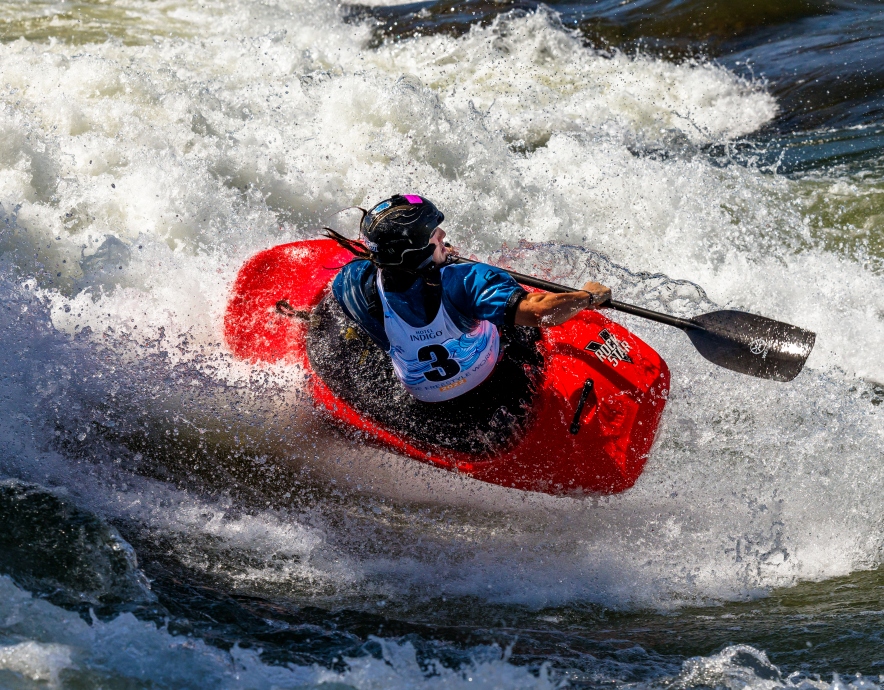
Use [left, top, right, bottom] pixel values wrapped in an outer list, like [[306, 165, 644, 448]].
[[403, 195, 423, 204]]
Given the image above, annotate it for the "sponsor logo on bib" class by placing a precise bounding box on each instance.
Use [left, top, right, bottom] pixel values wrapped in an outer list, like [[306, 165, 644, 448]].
[[410, 329, 444, 342]]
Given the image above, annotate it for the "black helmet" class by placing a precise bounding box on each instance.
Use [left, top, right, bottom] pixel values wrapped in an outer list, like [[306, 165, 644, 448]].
[[360, 194, 444, 269]]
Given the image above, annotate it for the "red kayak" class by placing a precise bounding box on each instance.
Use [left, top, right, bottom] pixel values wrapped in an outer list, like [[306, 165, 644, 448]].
[[224, 239, 669, 496]]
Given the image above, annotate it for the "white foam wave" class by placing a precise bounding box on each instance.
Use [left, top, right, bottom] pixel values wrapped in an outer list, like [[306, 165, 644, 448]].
[[0, 641, 72, 688], [369, 11, 776, 146]]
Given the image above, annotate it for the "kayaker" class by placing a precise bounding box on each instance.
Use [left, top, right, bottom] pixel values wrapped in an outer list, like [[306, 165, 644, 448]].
[[325, 194, 611, 404]]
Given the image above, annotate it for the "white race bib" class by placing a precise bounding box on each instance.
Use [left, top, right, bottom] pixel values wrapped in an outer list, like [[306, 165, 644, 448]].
[[377, 268, 500, 402]]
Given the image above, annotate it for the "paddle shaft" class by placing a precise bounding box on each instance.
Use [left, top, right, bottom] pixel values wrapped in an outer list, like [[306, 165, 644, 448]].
[[450, 256, 815, 382], [451, 257, 698, 331]]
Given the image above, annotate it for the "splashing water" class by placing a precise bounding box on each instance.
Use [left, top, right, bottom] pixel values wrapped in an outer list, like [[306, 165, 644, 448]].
[[1, 0, 884, 686]]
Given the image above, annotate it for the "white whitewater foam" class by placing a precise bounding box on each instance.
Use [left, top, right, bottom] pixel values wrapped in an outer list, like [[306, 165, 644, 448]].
[[0, 641, 72, 687], [369, 10, 777, 146]]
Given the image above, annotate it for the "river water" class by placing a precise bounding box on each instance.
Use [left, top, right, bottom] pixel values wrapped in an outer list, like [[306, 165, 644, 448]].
[[0, 0, 883, 687]]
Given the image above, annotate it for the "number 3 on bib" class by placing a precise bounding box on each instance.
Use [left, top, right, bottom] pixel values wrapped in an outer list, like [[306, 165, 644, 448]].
[[418, 344, 461, 382]]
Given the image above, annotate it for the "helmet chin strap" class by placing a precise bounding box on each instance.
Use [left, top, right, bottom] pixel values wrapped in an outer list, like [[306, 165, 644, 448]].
[[391, 242, 436, 272]]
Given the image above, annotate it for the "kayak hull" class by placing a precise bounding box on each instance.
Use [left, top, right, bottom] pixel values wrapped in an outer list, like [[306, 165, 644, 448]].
[[224, 239, 669, 495]]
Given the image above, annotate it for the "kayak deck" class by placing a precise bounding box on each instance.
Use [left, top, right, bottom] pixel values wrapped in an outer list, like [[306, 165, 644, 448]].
[[306, 293, 543, 455], [224, 239, 670, 495]]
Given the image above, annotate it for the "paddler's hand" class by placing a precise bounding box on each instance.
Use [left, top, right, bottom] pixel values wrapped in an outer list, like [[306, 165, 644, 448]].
[[442, 241, 460, 260], [515, 281, 613, 327], [580, 281, 611, 309]]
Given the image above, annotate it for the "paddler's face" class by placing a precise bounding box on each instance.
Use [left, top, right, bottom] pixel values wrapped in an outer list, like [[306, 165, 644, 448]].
[[429, 226, 448, 265]]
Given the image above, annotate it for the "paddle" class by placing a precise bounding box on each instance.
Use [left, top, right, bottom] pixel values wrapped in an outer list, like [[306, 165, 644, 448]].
[[451, 257, 816, 382]]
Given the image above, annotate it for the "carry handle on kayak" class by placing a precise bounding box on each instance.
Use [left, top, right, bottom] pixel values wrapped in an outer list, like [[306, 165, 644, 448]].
[[450, 256, 816, 383], [569, 378, 595, 435]]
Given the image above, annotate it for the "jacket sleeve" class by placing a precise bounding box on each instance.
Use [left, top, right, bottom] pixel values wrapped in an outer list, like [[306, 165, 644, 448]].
[[445, 263, 525, 327]]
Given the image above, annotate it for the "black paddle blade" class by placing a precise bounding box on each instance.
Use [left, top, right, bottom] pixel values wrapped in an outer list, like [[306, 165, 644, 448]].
[[685, 310, 816, 382]]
